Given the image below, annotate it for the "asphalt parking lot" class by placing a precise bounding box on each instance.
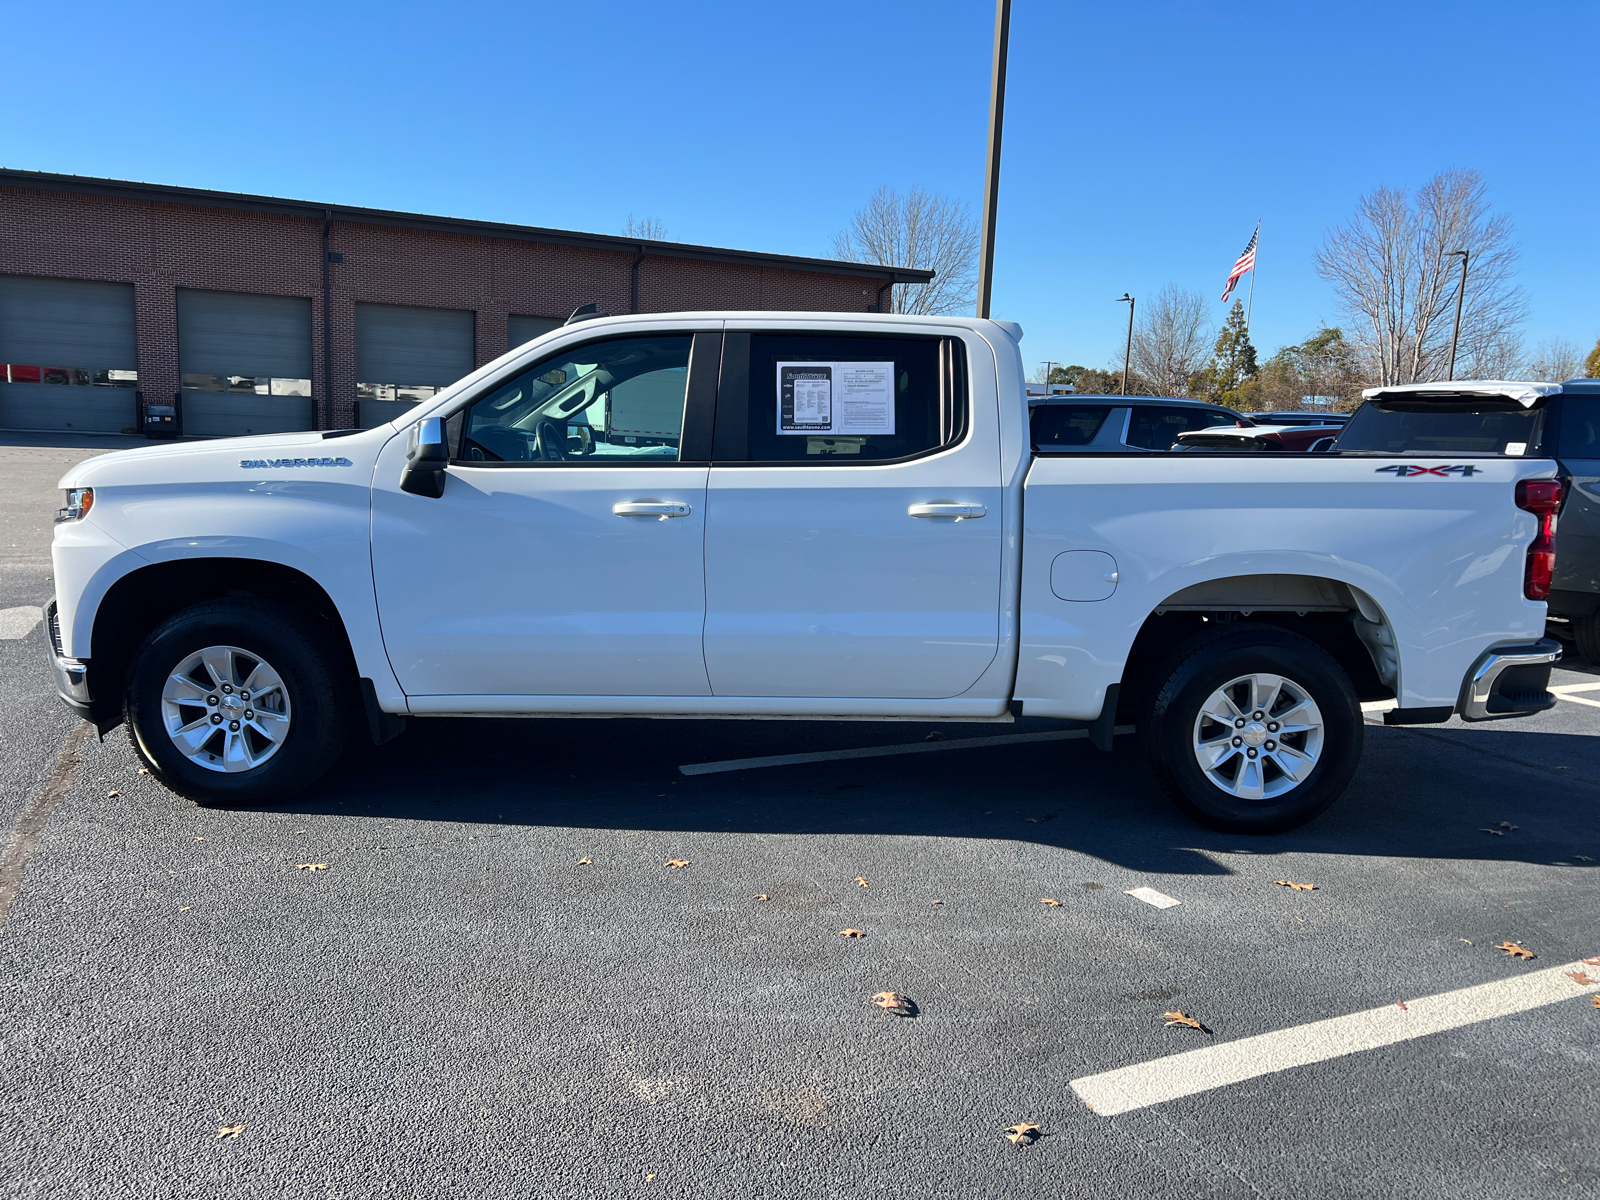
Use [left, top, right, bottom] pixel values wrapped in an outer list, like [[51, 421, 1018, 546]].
[[2, 433, 1598, 1200]]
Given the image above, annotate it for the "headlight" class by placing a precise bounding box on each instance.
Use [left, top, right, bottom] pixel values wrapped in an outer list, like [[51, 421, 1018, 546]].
[[56, 487, 94, 523]]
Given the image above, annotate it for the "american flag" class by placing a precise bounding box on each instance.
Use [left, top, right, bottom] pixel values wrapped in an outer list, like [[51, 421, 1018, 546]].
[[1221, 225, 1258, 302]]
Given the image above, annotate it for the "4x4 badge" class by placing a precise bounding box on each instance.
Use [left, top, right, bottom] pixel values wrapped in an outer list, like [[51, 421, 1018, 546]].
[[1375, 464, 1480, 477]]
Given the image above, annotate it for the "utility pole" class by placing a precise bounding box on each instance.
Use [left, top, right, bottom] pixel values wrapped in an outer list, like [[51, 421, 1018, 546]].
[[975, 0, 1012, 320], [1117, 294, 1135, 395], [1040, 360, 1059, 393], [1446, 249, 1470, 381]]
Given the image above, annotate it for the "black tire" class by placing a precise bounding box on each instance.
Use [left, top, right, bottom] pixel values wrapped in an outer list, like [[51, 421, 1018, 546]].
[[125, 599, 350, 806], [1139, 623, 1363, 834], [1573, 615, 1600, 666]]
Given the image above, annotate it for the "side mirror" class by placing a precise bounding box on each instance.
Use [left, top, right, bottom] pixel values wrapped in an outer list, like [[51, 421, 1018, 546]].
[[400, 417, 449, 497]]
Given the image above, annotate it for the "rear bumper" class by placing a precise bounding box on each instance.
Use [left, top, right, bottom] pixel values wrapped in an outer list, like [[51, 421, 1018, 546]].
[[43, 600, 93, 719], [1457, 638, 1561, 721]]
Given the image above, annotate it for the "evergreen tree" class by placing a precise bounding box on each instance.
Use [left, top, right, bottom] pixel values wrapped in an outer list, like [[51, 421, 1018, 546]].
[[1586, 336, 1600, 379], [1195, 301, 1259, 407]]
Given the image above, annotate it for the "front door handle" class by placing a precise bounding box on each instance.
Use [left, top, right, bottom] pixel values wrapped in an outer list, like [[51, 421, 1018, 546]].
[[613, 500, 692, 520], [909, 502, 987, 521]]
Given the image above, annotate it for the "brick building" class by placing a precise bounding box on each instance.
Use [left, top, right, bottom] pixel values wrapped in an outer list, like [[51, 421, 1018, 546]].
[[0, 169, 929, 437]]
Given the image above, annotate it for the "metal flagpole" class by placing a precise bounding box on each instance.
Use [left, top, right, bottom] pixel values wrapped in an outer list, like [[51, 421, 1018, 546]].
[[975, 0, 1012, 319], [1244, 220, 1259, 331]]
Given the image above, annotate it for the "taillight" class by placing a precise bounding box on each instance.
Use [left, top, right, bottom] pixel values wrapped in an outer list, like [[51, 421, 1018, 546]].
[[1516, 479, 1561, 601]]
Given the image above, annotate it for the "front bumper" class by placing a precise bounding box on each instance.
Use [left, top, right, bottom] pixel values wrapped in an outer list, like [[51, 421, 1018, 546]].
[[44, 600, 93, 719], [1457, 638, 1562, 721]]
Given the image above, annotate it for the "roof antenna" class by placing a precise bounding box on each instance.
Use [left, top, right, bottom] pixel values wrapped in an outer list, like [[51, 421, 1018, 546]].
[[565, 301, 610, 326]]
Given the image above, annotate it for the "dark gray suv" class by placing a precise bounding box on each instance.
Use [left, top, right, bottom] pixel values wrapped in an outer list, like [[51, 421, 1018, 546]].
[[1029, 394, 1243, 452]]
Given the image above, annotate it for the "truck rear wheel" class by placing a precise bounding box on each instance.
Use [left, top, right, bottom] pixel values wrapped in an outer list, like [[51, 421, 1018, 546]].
[[125, 599, 349, 806], [1140, 624, 1362, 833], [1572, 615, 1600, 665]]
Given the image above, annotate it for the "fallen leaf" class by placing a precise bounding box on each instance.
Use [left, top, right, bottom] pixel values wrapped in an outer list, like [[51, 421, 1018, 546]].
[[194, 837, 205, 842], [138, 768, 149, 775], [577, 857, 593, 866], [1495, 941, 1536, 960], [1273, 880, 1316, 891], [1479, 828, 1505, 836], [665, 860, 690, 869], [1568, 972, 1595, 986], [179, 906, 192, 911], [1041, 898, 1061, 906], [930, 899, 943, 905], [871, 991, 918, 1017], [293, 830, 306, 835], [296, 863, 328, 872], [106, 790, 120, 798], [1592, 996, 1600, 1011], [1003, 1122, 1040, 1147], [754, 894, 770, 902], [1395, 1000, 1408, 1011], [855, 877, 871, 888], [839, 928, 865, 938], [1163, 1010, 1210, 1034], [1494, 821, 1518, 831], [1458, 939, 1473, 945], [1583, 957, 1600, 966], [215, 1124, 244, 1139], [646, 1174, 656, 1183]]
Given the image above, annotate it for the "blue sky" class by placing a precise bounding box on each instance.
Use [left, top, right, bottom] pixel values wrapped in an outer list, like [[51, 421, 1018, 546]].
[[4, 1, 1596, 370]]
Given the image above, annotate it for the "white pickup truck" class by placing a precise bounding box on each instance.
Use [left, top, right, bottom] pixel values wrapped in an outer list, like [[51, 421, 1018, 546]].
[[46, 313, 1561, 832]]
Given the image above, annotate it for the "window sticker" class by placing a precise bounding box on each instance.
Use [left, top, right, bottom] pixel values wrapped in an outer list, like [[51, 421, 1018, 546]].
[[777, 361, 894, 436]]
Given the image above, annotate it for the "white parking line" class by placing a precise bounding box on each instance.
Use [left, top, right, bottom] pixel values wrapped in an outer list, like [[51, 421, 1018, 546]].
[[0, 606, 43, 640], [678, 726, 1138, 776], [1549, 682, 1600, 694], [1071, 959, 1600, 1117]]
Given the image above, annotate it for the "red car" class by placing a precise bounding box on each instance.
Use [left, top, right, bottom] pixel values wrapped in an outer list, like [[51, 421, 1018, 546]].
[[1173, 423, 1343, 452]]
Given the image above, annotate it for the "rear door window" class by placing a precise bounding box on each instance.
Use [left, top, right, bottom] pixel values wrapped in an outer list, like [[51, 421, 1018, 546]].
[[1031, 404, 1111, 447], [1128, 406, 1229, 450], [1558, 398, 1600, 460], [1333, 401, 1546, 456]]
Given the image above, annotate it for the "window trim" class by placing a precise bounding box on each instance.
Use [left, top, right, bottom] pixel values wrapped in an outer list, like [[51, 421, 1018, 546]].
[[440, 330, 720, 468], [710, 330, 971, 467]]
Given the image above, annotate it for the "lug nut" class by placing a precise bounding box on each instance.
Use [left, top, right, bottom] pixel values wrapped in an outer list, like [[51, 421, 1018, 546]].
[[1235, 718, 1246, 728], [207, 695, 218, 705], [1253, 710, 1264, 720], [1267, 722, 1278, 732], [211, 714, 222, 725], [228, 720, 240, 731], [222, 684, 232, 693], [1246, 748, 1258, 759], [1232, 737, 1243, 747], [240, 690, 250, 701], [1265, 740, 1276, 751]]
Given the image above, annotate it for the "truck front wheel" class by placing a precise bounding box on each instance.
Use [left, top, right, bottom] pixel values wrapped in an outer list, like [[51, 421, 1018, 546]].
[[125, 599, 350, 806], [1140, 624, 1363, 833]]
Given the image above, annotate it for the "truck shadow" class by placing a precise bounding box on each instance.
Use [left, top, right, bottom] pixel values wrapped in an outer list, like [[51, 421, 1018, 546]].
[[283, 716, 1600, 877]]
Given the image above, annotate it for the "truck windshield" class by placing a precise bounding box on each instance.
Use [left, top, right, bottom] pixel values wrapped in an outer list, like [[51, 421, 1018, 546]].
[[1332, 400, 1545, 456]]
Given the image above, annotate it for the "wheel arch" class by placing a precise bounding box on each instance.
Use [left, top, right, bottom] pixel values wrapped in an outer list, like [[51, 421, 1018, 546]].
[[87, 557, 358, 731], [1115, 572, 1399, 721]]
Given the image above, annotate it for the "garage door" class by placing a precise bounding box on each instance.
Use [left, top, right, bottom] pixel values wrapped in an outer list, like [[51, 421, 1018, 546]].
[[508, 314, 560, 350], [355, 303, 476, 428], [178, 289, 314, 438], [0, 276, 139, 433]]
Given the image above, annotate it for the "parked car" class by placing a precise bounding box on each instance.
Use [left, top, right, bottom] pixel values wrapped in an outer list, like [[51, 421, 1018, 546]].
[[1261, 411, 1351, 427], [1174, 424, 1344, 452], [48, 315, 1559, 833], [1333, 378, 1600, 660], [1029, 394, 1243, 452]]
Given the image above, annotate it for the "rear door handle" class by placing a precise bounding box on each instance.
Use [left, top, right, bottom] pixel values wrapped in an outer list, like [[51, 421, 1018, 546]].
[[613, 500, 692, 520], [908, 502, 987, 521]]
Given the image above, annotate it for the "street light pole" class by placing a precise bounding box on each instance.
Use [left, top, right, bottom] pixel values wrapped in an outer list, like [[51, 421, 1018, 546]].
[[975, 0, 1012, 319], [1446, 250, 1470, 381], [1117, 294, 1135, 395]]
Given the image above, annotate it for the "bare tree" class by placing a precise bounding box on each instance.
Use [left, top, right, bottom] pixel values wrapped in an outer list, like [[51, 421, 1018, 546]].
[[1314, 169, 1526, 385], [1128, 284, 1213, 397], [623, 215, 669, 240], [1522, 336, 1583, 382], [832, 186, 977, 315]]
